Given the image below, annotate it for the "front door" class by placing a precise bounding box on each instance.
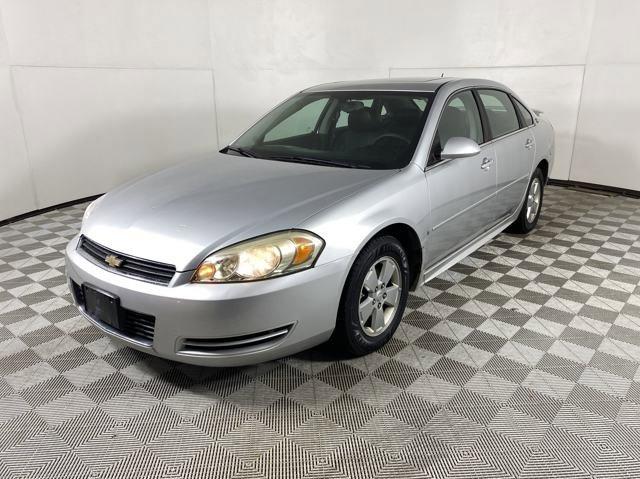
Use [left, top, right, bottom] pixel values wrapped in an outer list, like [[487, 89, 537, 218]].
[[425, 90, 498, 266]]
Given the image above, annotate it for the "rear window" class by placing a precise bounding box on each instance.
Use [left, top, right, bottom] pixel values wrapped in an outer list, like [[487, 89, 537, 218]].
[[265, 98, 329, 141], [513, 98, 534, 127]]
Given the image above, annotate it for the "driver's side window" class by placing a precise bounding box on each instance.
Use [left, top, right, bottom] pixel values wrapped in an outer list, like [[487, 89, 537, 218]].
[[429, 90, 483, 166]]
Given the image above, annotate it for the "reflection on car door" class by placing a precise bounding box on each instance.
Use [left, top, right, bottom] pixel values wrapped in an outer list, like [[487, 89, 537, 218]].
[[477, 90, 535, 218], [425, 90, 498, 266]]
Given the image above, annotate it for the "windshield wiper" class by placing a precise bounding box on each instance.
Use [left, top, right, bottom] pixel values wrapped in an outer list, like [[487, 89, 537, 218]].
[[266, 155, 370, 169], [223, 146, 256, 158]]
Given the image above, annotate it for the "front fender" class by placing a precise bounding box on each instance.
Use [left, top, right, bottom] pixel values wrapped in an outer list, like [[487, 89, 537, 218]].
[[297, 165, 430, 290]]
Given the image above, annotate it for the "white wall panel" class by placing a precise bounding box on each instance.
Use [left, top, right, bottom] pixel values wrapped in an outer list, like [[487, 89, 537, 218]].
[[0, 0, 211, 68], [391, 66, 583, 180], [1, 0, 639, 221], [570, 64, 640, 191], [0, 67, 36, 219], [210, 0, 595, 70], [12, 67, 217, 208], [0, 7, 8, 65], [214, 68, 387, 146], [588, 0, 640, 65]]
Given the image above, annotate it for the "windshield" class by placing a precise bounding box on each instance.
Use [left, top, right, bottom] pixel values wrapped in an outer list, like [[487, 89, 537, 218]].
[[225, 91, 434, 169]]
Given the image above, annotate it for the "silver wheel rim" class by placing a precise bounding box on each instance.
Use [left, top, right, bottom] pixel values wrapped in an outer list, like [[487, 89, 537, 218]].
[[359, 256, 402, 337], [526, 178, 542, 223]]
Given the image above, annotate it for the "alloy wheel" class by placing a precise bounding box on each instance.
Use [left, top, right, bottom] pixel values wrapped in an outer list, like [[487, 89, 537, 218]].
[[526, 177, 542, 223], [358, 256, 402, 337]]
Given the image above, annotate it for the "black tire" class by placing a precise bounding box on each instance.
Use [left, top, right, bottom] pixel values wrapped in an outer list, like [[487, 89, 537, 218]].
[[507, 168, 545, 234], [332, 236, 410, 356]]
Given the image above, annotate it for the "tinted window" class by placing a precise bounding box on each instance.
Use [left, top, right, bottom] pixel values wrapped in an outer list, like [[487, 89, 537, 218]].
[[430, 90, 483, 165], [413, 98, 428, 111], [478, 89, 520, 138], [264, 98, 329, 141], [336, 99, 374, 128], [513, 98, 534, 127], [229, 91, 433, 170]]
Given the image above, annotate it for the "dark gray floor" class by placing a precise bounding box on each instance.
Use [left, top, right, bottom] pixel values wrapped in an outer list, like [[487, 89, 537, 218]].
[[1, 186, 640, 478]]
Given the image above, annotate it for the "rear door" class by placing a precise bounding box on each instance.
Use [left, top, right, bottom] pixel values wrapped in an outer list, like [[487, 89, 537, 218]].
[[425, 89, 498, 265], [477, 89, 535, 218]]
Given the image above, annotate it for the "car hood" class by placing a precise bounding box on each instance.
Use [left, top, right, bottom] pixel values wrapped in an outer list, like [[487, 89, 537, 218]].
[[82, 153, 390, 270]]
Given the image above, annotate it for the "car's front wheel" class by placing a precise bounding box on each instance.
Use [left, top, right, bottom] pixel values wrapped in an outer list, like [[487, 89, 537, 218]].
[[334, 236, 410, 356]]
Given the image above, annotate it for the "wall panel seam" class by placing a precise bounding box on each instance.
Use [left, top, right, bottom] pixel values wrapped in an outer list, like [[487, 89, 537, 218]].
[[7, 65, 39, 208], [390, 64, 587, 72], [8, 63, 213, 72], [205, 0, 220, 148], [569, 0, 598, 181], [568, 65, 587, 181], [211, 69, 220, 149]]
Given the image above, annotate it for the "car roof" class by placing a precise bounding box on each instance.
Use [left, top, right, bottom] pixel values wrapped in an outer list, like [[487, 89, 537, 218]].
[[302, 77, 508, 93]]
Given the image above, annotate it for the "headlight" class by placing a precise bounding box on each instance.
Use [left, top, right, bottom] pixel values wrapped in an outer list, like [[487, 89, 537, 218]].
[[192, 230, 324, 283], [82, 197, 101, 223]]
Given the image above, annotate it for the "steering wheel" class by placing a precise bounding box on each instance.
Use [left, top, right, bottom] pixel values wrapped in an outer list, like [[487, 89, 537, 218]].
[[372, 133, 411, 148]]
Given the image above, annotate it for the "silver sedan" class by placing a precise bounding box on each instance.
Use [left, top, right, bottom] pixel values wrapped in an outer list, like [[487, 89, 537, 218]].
[[65, 77, 554, 366]]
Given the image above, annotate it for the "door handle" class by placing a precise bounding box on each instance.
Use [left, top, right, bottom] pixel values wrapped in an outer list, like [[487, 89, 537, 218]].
[[525, 138, 534, 149], [480, 157, 493, 170]]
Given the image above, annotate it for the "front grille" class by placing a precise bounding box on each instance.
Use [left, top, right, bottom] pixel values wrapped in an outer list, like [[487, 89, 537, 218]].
[[71, 280, 156, 343], [78, 235, 176, 285], [180, 325, 292, 354]]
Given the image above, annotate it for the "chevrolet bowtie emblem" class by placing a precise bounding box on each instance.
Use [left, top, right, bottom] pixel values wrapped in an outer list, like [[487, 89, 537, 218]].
[[105, 254, 123, 268]]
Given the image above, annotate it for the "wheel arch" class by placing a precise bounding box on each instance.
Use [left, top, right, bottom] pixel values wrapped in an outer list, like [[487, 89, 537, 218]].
[[537, 158, 549, 183], [362, 222, 423, 291], [331, 220, 424, 347]]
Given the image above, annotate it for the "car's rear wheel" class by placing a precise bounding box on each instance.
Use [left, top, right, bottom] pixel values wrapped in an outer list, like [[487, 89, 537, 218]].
[[507, 167, 545, 234], [333, 236, 410, 356]]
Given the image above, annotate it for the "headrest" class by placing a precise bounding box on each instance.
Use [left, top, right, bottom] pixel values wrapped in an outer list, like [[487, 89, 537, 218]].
[[392, 108, 421, 125], [341, 101, 364, 113], [348, 108, 377, 132]]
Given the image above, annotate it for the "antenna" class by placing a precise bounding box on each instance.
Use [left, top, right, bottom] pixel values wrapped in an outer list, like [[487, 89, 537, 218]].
[[440, 72, 444, 78]]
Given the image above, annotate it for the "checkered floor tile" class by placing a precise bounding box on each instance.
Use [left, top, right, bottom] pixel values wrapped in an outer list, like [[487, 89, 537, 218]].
[[1, 186, 640, 478]]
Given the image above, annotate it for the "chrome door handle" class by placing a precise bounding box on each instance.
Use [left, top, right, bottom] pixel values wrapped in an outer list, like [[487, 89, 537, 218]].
[[480, 157, 493, 170], [525, 138, 534, 149]]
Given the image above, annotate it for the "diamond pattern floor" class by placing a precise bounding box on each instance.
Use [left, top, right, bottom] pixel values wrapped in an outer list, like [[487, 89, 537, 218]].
[[1, 186, 640, 478]]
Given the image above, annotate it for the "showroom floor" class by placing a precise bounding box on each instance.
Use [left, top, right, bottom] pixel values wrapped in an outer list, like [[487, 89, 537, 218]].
[[1, 186, 640, 478]]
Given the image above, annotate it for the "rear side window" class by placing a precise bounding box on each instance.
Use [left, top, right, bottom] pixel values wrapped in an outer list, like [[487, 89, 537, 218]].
[[477, 89, 520, 139], [513, 98, 534, 127], [413, 98, 428, 111], [264, 98, 329, 142]]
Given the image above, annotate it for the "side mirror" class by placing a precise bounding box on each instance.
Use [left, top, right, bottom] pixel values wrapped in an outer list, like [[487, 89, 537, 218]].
[[441, 137, 481, 160]]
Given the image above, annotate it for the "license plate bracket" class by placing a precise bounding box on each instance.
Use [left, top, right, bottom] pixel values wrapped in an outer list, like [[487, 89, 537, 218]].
[[82, 284, 121, 330]]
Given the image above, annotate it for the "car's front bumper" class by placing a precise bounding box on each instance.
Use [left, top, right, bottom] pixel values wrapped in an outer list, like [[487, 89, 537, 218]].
[[65, 235, 350, 367]]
